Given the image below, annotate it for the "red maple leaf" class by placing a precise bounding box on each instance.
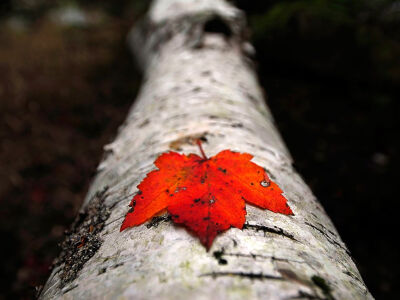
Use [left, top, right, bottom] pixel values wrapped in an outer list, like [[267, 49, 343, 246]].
[[120, 141, 293, 249]]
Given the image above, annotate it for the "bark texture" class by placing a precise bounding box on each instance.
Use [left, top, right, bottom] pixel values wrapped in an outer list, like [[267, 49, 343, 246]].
[[40, 0, 373, 299]]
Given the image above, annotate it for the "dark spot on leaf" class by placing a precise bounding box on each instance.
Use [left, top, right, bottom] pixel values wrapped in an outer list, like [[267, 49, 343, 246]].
[[218, 167, 227, 174]]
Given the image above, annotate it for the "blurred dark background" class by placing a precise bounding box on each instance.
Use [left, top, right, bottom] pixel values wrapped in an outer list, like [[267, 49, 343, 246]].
[[0, 0, 398, 299]]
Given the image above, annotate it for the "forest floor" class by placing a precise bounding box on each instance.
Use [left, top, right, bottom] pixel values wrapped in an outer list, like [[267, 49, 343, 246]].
[[0, 1, 398, 299]]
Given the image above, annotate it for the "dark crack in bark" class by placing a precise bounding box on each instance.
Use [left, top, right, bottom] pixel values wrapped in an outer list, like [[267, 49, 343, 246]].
[[243, 223, 298, 241], [201, 271, 283, 280], [305, 222, 351, 256]]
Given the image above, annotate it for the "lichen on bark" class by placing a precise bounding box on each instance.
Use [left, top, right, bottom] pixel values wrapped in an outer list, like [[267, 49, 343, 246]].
[[52, 187, 111, 287]]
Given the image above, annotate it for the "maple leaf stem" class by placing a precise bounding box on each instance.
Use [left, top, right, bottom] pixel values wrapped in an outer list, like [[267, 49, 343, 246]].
[[196, 140, 208, 160]]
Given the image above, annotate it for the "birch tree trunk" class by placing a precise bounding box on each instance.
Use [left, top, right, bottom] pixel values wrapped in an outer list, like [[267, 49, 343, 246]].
[[40, 0, 373, 299]]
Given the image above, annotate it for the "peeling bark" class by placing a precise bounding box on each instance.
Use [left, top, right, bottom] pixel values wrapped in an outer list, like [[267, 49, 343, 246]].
[[40, 0, 373, 299]]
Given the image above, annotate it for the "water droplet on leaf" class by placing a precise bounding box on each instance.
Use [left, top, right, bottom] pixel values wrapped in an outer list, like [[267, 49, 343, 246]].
[[260, 180, 270, 187]]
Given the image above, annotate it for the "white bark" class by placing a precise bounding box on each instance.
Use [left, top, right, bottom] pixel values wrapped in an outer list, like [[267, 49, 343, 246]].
[[40, 0, 373, 299]]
